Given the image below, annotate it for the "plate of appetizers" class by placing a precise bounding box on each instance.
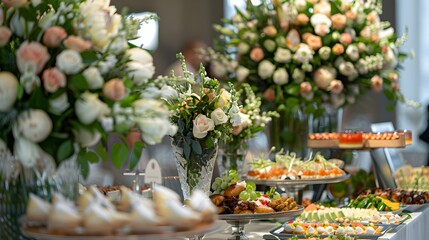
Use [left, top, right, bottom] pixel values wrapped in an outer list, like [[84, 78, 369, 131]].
[[21, 185, 219, 240], [270, 222, 391, 239]]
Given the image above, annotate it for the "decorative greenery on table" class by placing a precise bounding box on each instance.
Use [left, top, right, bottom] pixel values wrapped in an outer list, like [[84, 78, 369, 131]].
[[204, 0, 417, 118]]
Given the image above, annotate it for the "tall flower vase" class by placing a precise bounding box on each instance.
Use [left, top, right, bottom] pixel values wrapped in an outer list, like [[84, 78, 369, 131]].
[[0, 152, 57, 240], [172, 140, 218, 200], [270, 108, 310, 158], [218, 140, 248, 177]]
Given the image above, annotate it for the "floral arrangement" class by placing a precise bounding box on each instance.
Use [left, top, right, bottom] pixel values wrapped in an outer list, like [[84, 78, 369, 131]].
[[218, 83, 278, 173], [156, 53, 242, 197], [206, 0, 416, 117], [0, 0, 176, 177]]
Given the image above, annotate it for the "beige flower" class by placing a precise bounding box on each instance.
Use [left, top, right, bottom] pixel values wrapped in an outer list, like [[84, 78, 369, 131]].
[[192, 114, 215, 139], [103, 78, 127, 101], [0, 72, 18, 111], [210, 108, 228, 125]]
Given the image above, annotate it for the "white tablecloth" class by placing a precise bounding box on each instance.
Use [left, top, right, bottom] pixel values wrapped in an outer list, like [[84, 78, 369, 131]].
[[204, 205, 429, 240]]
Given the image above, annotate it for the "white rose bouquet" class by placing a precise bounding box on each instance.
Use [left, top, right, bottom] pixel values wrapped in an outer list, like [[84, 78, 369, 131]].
[[155, 53, 241, 198], [206, 0, 416, 117], [0, 0, 175, 177]]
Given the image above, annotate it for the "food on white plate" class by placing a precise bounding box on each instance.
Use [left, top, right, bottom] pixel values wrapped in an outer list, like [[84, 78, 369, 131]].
[[282, 222, 383, 235], [26, 194, 51, 222]]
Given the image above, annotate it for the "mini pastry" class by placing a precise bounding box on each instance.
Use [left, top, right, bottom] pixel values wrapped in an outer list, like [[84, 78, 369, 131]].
[[152, 184, 181, 217], [26, 193, 51, 222], [116, 186, 139, 211], [48, 201, 82, 232], [254, 205, 275, 213], [83, 204, 116, 235], [188, 190, 217, 222], [224, 181, 246, 197], [129, 202, 162, 230], [88, 185, 115, 210], [77, 192, 94, 212], [158, 199, 201, 229]]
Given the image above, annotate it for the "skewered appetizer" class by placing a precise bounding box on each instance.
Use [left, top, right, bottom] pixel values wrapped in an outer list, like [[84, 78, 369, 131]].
[[25, 185, 217, 235], [394, 165, 429, 192], [210, 171, 299, 214], [359, 188, 429, 205], [282, 222, 383, 235], [247, 151, 345, 180]]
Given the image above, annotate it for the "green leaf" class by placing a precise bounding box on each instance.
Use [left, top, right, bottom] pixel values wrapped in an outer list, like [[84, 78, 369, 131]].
[[17, 85, 24, 100], [184, 142, 191, 160], [77, 150, 90, 179], [129, 141, 145, 170], [69, 74, 89, 92], [112, 142, 129, 169], [96, 144, 109, 161], [28, 87, 49, 110], [80, 51, 98, 64], [178, 119, 184, 134], [204, 137, 214, 149], [57, 140, 74, 162], [191, 140, 202, 154], [85, 151, 100, 163]]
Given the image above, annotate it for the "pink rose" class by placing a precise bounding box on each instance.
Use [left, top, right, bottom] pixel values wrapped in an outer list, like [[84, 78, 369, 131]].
[[3, 0, 28, 8], [103, 78, 127, 101], [331, 14, 347, 30], [295, 14, 309, 25], [345, 11, 357, 20], [63, 36, 92, 52], [43, 26, 67, 48], [231, 125, 243, 136], [300, 82, 312, 95], [329, 80, 344, 94], [250, 48, 264, 62], [263, 25, 277, 37], [339, 33, 352, 46], [305, 34, 322, 50], [0, 26, 12, 47], [392, 83, 400, 91], [371, 75, 383, 92], [16, 41, 50, 74], [366, 12, 379, 24], [314, 1, 331, 16], [360, 26, 371, 39], [314, 24, 330, 36], [263, 88, 275, 102], [332, 43, 345, 55], [42, 67, 66, 93], [388, 72, 398, 83]]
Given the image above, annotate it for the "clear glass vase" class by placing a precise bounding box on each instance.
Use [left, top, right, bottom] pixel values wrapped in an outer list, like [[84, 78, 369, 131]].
[[172, 140, 218, 200], [0, 151, 57, 240], [218, 140, 248, 177]]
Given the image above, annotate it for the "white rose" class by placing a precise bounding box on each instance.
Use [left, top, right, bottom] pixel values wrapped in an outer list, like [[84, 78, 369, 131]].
[[274, 48, 292, 63], [83, 67, 104, 90], [14, 137, 40, 168], [258, 60, 276, 79], [318, 46, 331, 60], [263, 39, 276, 52], [273, 68, 289, 85], [126, 48, 153, 65], [302, 63, 313, 72], [160, 85, 178, 100], [126, 61, 155, 85], [99, 116, 114, 132], [310, 14, 332, 28], [192, 114, 215, 139], [0, 72, 18, 112], [314, 66, 337, 89], [383, 47, 398, 69], [140, 86, 161, 99], [210, 61, 227, 78], [292, 69, 305, 83], [49, 93, 70, 115], [237, 42, 250, 54], [236, 66, 250, 82], [133, 98, 168, 117], [210, 108, 228, 125], [109, 37, 128, 54], [339, 62, 357, 76], [56, 49, 83, 74], [293, 44, 314, 63], [73, 127, 101, 147], [346, 45, 360, 61], [239, 112, 251, 128], [75, 91, 110, 125], [136, 118, 170, 145], [295, 0, 307, 11], [17, 109, 52, 143]]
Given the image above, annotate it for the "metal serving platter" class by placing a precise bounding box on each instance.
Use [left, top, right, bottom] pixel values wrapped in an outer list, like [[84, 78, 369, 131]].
[[218, 206, 304, 222], [243, 174, 350, 187]]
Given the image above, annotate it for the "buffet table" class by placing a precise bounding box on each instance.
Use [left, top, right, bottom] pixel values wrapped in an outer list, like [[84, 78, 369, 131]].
[[204, 205, 429, 240]]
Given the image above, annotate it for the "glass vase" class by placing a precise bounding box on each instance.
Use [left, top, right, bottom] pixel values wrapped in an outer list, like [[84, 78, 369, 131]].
[[0, 151, 57, 240], [218, 140, 248, 177], [172, 140, 218, 200]]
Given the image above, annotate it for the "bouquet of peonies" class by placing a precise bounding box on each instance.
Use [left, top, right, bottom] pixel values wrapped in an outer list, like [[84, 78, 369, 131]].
[[0, 0, 176, 176], [206, 0, 416, 117], [156, 53, 243, 198], [218, 83, 278, 173]]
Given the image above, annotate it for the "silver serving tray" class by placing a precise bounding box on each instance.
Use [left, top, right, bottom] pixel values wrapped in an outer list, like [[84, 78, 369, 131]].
[[270, 224, 392, 240], [243, 174, 350, 186], [219, 206, 304, 221]]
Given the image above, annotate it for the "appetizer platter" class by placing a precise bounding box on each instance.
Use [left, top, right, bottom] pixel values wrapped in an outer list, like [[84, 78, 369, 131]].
[[307, 130, 408, 149], [271, 222, 390, 239], [394, 165, 429, 192], [21, 185, 219, 239], [245, 151, 348, 182]]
